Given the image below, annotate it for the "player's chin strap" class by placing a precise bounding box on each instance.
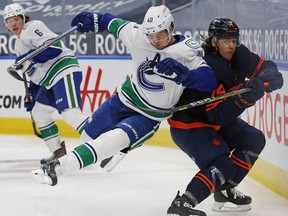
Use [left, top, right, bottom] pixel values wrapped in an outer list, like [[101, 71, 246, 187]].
[[7, 23, 83, 82]]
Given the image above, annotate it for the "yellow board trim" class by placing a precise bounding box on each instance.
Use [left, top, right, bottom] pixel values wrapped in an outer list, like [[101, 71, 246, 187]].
[[0, 118, 79, 137], [248, 158, 288, 200], [0, 117, 287, 199]]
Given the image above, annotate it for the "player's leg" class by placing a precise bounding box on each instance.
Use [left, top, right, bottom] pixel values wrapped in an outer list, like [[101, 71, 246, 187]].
[[55, 114, 159, 178], [32, 118, 159, 186], [167, 127, 233, 216], [221, 117, 265, 185], [53, 72, 89, 135], [32, 87, 65, 163], [31, 94, 160, 185], [98, 103, 160, 171], [37, 72, 88, 165], [213, 118, 266, 212], [31, 94, 123, 185]]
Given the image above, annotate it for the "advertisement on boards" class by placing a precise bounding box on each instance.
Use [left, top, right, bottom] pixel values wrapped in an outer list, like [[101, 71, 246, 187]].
[[0, 57, 132, 118], [241, 69, 288, 172]]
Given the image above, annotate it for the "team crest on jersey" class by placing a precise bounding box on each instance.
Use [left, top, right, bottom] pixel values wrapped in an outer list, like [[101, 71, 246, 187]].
[[185, 39, 201, 49], [138, 53, 161, 75], [137, 53, 164, 91]]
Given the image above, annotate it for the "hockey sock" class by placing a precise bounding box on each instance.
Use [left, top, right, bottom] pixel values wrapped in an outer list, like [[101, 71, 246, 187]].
[[185, 155, 235, 204], [39, 122, 61, 152], [186, 167, 223, 204], [230, 149, 260, 184], [62, 128, 130, 171]]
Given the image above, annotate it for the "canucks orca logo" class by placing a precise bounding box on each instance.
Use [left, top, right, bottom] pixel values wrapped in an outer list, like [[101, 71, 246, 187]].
[[137, 53, 165, 91]]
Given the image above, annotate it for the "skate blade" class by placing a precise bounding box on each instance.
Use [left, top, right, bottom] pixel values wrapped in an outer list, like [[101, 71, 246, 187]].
[[30, 169, 53, 185], [212, 201, 251, 212], [101, 152, 126, 172]]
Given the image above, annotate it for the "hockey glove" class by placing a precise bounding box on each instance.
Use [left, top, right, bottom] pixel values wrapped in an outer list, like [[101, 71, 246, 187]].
[[15, 49, 37, 71], [24, 100, 35, 112], [24, 81, 40, 112], [71, 12, 103, 33], [235, 78, 265, 108], [153, 58, 189, 85], [258, 71, 283, 92]]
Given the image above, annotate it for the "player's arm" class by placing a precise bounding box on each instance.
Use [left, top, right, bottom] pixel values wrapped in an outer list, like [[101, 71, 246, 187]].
[[153, 58, 217, 92], [205, 78, 265, 126], [16, 40, 62, 66], [16, 21, 63, 70], [238, 45, 283, 93], [71, 12, 129, 36]]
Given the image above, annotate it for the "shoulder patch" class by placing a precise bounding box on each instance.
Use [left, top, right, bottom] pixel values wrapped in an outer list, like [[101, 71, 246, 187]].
[[185, 39, 201, 49]]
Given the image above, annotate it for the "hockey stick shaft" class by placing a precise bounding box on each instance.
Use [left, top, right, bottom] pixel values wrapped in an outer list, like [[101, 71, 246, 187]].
[[22, 73, 42, 138], [138, 82, 269, 114], [173, 82, 269, 113], [172, 87, 250, 113], [7, 23, 83, 81]]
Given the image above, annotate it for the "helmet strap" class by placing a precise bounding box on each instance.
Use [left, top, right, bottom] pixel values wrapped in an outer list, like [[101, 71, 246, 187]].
[[211, 37, 220, 53]]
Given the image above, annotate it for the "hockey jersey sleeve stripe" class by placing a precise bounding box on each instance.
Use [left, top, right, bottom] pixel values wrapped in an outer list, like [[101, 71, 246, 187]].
[[39, 56, 79, 86], [247, 57, 264, 79], [33, 41, 63, 63], [107, 18, 130, 38]]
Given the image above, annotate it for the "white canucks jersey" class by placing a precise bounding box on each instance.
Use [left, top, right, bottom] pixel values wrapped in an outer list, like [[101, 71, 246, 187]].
[[107, 20, 208, 121], [15, 20, 80, 88]]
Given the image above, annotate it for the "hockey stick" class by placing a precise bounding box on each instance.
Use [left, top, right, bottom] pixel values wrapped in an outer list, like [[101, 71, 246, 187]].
[[172, 82, 269, 113], [172, 87, 251, 113], [22, 72, 42, 138], [137, 82, 269, 115], [7, 22, 83, 81]]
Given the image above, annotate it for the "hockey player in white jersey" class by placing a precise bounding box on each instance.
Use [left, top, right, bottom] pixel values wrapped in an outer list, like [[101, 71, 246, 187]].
[[31, 5, 217, 199], [3, 3, 88, 163]]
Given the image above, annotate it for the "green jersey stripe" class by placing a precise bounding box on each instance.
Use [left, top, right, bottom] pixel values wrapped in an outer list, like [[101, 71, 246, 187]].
[[121, 78, 171, 119], [40, 57, 79, 86], [108, 18, 129, 38]]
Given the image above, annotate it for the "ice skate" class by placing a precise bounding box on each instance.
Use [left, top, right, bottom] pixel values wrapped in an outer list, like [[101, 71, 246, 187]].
[[167, 191, 206, 216], [212, 183, 252, 212], [40, 141, 66, 165], [100, 151, 126, 172], [30, 160, 60, 186]]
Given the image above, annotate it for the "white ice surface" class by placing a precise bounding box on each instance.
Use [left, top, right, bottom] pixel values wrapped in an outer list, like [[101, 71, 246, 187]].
[[0, 134, 287, 216]]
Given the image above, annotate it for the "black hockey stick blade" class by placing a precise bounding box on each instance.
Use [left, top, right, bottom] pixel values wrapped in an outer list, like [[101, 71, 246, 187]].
[[7, 65, 25, 81]]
